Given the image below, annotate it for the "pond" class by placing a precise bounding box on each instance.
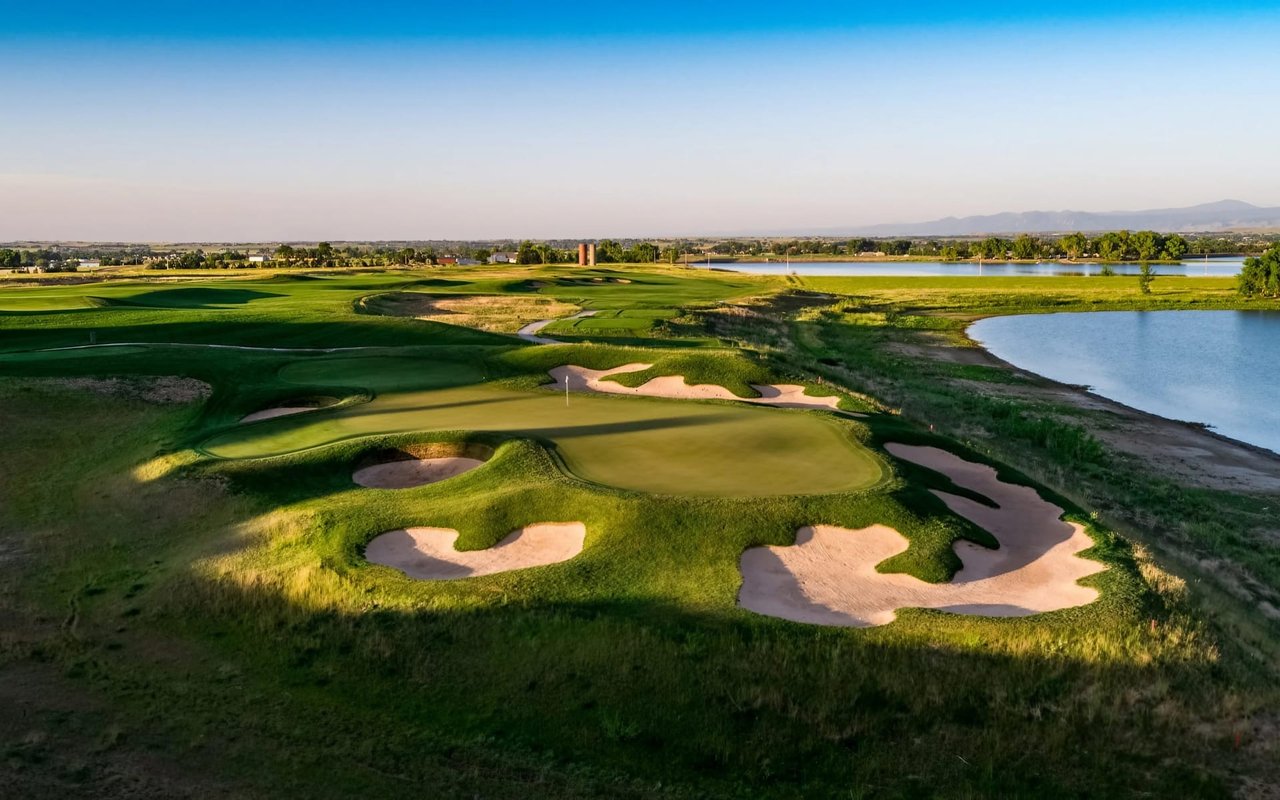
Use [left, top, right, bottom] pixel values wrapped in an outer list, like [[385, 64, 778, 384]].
[[969, 310, 1280, 454], [723, 258, 1245, 277]]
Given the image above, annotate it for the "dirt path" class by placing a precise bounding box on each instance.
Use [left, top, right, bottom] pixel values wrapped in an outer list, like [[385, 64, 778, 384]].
[[365, 522, 586, 579], [737, 443, 1105, 627], [517, 310, 597, 344], [549, 363, 846, 411]]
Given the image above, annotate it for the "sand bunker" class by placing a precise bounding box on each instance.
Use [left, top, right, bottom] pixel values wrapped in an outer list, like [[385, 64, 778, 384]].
[[353, 442, 493, 489], [738, 443, 1105, 626], [549, 364, 843, 410], [240, 406, 317, 423], [353, 457, 485, 489], [365, 522, 586, 580]]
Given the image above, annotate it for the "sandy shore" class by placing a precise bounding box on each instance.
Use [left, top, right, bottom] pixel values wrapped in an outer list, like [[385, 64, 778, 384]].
[[927, 325, 1280, 494], [549, 363, 844, 410], [365, 522, 586, 580], [737, 443, 1105, 626]]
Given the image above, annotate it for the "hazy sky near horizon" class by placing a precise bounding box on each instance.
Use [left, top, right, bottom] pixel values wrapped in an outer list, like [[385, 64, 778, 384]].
[[3, 2, 1279, 241]]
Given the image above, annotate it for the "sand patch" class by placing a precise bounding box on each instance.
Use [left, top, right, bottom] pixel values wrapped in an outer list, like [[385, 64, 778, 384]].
[[240, 406, 314, 423], [738, 443, 1105, 626], [353, 442, 493, 489], [548, 364, 844, 410], [354, 457, 485, 489], [365, 522, 586, 580], [517, 310, 597, 344]]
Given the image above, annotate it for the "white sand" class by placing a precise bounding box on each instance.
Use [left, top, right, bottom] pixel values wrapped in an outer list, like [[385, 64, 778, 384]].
[[365, 522, 586, 580], [240, 406, 316, 423], [352, 456, 486, 489], [738, 443, 1105, 627], [548, 364, 843, 410]]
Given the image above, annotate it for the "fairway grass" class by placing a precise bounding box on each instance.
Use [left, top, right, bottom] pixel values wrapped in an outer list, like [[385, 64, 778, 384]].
[[1, 264, 1275, 798]]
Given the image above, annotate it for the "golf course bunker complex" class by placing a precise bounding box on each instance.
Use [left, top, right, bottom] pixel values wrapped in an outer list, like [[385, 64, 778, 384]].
[[353, 442, 494, 489], [366, 522, 586, 580], [549, 364, 843, 410], [738, 444, 1105, 627]]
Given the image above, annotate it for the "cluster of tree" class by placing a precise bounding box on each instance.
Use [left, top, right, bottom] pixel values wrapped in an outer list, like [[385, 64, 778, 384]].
[[0, 248, 83, 272], [1239, 244, 1280, 298], [143, 243, 471, 270]]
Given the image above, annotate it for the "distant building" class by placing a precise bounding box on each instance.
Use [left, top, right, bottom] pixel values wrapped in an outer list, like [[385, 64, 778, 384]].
[[455, 258, 480, 266], [577, 242, 596, 267], [79, 259, 101, 269], [488, 251, 518, 264], [436, 256, 458, 266], [248, 254, 270, 263]]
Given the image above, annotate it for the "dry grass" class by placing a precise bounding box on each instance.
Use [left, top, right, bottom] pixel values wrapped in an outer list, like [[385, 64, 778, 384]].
[[370, 292, 579, 333]]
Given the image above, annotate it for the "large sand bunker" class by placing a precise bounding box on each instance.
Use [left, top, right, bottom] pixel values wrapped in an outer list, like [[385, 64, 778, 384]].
[[365, 522, 586, 580], [352, 442, 493, 489], [738, 443, 1105, 626], [549, 364, 843, 410]]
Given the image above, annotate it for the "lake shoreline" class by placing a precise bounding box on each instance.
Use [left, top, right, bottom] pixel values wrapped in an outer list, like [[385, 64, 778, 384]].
[[958, 315, 1280, 489]]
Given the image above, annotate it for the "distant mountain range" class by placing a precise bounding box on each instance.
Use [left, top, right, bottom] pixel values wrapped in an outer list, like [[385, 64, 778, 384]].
[[821, 200, 1280, 237]]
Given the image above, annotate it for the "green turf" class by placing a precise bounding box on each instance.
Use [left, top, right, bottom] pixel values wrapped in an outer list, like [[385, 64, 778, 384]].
[[203, 382, 883, 496], [0, 264, 1275, 798]]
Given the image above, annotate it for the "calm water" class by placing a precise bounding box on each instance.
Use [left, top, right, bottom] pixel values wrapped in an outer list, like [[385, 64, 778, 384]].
[[725, 258, 1244, 277], [970, 311, 1280, 454]]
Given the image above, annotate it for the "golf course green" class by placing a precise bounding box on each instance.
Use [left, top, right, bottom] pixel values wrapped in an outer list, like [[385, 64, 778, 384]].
[[205, 379, 883, 496]]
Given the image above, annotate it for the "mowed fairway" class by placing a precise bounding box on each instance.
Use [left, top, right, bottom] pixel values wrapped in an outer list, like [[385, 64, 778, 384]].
[[203, 380, 883, 496]]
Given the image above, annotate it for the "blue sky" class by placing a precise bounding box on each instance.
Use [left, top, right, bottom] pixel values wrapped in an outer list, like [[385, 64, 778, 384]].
[[3, 2, 1279, 240]]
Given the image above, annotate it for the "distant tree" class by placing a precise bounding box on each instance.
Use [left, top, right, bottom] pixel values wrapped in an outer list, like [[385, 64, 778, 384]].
[[974, 237, 1010, 260], [1011, 235, 1042, 260], [274, 244, 295, 263], [1097, 231, 1132, 261], [1239, 244, 1280, 298], [516, 241, 539, 265], [939, 245, 961, 262], [1059, 232, 1089, 259], [1160, 234, 1189, 261], [1131, 230, 1162, 262]]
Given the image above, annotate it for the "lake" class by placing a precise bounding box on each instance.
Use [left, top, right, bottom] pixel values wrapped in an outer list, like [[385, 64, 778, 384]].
[[970, 310, 1280, 454], [723, 258, 1244, 277]]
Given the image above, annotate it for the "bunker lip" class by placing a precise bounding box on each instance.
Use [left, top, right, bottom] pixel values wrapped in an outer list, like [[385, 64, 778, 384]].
[[240, 396, 339, 424], [548, 363, 844, 410], [352, 442, 495, 489], [737, 443, 1106, 627], [365, 522, 586, 580]]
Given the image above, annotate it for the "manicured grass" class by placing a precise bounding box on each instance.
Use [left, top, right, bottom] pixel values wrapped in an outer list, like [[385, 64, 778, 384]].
[[1, 265, 1275, 798], [204, 382, 883, 496]]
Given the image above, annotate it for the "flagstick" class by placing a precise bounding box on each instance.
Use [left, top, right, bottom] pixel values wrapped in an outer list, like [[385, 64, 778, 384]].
[[565, 374, 569, 406]]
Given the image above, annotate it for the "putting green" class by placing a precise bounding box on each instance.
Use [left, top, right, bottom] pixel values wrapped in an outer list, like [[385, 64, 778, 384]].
[[202, 384, 884, 496]]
